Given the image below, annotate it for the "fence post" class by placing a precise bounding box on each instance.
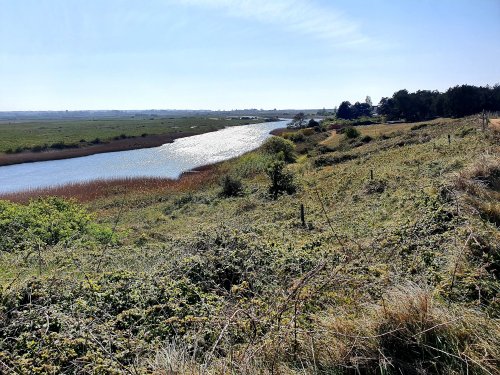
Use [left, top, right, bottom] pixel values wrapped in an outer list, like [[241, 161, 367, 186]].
[[300, 204, 306, 227]]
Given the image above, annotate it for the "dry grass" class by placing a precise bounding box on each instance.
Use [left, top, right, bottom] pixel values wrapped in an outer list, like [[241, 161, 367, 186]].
[[489, 118, 500, 131], [148, 285, 500, 374], [0, 165, 220, 203], [320, 119, 449, 149], [272, 285, 500, 374], [454, 155, 500, 225]]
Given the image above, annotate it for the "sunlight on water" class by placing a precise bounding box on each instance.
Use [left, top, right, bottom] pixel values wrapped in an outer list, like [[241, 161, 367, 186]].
[[0, 120, 288, 193]]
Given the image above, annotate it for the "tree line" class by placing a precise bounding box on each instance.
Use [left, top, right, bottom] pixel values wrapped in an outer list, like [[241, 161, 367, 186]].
[[337, 84, 500, 122]]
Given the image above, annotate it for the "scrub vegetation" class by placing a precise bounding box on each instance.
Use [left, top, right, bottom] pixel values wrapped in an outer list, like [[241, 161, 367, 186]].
[[0, 116, 499, 374]]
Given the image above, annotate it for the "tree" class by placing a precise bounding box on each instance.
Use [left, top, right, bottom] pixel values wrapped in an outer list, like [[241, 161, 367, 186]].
[[289, 112, 306, 128], [337, 101, 353, 119], [352, 102, 372, 118], [365, 96, 373, 107]]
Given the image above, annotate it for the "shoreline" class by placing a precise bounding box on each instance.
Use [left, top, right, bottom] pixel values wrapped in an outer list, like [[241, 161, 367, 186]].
[[0, 127, 289, 201], [0, 122, 287, 167], [0, 164, 219, 203], [0, 132, 199, 167]]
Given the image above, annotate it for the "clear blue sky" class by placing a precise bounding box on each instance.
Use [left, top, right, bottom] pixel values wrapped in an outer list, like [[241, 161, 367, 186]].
[[1, 0, 499, 110]]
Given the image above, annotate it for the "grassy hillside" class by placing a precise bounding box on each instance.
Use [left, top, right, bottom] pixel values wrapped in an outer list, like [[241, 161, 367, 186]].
[[0, 117, 499, 374]]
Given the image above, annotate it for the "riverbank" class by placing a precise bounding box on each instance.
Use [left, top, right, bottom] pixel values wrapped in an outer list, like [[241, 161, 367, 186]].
[[0, 163, 218, 203], [0, 132, 198, 166], [0, 116, 268, 166]]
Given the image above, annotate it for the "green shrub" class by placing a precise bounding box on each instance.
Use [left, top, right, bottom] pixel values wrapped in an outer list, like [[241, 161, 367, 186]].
[[262, 136, 296, 163], [266, 159, 296, 199], [0, 197, 113, 252], [220, 175, 243, 197], [344, 126, 360, 139], [283, 131, 305, 143]]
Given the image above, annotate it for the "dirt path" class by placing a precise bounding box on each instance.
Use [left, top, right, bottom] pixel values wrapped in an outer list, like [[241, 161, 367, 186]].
[[489, 118, 500, 131]]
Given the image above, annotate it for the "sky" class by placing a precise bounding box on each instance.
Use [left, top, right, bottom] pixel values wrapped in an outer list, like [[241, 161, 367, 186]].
[[1, 0, 499, 111]]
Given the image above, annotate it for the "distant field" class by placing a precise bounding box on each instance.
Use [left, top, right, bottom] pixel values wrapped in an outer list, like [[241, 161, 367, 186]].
[[0, 117, 260, 153]]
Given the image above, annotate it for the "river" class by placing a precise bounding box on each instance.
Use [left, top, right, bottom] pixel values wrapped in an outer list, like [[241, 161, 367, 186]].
[[0, 119, 289, 194]]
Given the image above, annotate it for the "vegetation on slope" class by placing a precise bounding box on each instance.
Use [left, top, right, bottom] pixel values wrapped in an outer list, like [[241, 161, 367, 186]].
[[0, 116, 499, 374]]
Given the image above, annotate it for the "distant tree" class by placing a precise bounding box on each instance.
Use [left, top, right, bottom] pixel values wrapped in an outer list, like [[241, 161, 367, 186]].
[[337, 101, 353, 119], [289, 112, 306, 128], [378, 97, 394, 118], [352, 102, 372, 118], [365, 96, 373, 107], [445, 85, 485, 117], [369, 84, 500, 122]]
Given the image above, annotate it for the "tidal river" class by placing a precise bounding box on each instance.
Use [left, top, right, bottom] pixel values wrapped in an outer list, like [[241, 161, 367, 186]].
[[0, 119, 289, 194]]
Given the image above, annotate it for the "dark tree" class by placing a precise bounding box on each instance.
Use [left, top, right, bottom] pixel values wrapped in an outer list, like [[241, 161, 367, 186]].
[[352, 102, 372, 118], [337, 101, 353, 119]]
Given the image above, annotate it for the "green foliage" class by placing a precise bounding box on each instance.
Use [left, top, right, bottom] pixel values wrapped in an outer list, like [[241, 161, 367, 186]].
[[262, 136, 296, 163], [171, 228, 279, 293], [266, 159, 296, 199], [229, 151, 273, 178], [0, 197, 112, 252], [343, 126, 360, 139], [378, 84, 500, 121], [219, 175, 243, 197], [0, 272, 222, 373], [337, 101, 373, 119]]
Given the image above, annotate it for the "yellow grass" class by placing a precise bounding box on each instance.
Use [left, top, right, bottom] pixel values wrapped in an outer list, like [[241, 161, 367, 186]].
[[320, 118, 452, 148]]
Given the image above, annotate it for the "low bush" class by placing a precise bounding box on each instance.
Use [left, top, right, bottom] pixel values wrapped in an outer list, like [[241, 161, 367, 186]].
[[344, 126, 360, 139], [219, 175, 243, 197], [0, 197, 113, 252], [262, 136, 296, 163], [266, 159, 296, 199]]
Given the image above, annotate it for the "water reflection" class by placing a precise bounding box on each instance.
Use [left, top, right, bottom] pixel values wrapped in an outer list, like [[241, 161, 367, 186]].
[[0, 120, 288, 193]]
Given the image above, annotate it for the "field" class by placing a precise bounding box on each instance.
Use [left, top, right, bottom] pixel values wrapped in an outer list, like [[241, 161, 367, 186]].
[[0, 117, 262, 163], [0, 116, 499, 374]]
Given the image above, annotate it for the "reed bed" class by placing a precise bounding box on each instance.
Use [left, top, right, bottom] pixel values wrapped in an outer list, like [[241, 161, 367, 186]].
[[0, 164, 220, 203]]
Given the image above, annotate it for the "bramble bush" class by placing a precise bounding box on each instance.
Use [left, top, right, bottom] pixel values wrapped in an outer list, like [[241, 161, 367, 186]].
[[0, 197, 113, 252]]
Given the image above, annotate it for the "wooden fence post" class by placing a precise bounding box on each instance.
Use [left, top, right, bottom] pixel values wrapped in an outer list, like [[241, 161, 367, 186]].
[[300, 204, 306, 227]]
